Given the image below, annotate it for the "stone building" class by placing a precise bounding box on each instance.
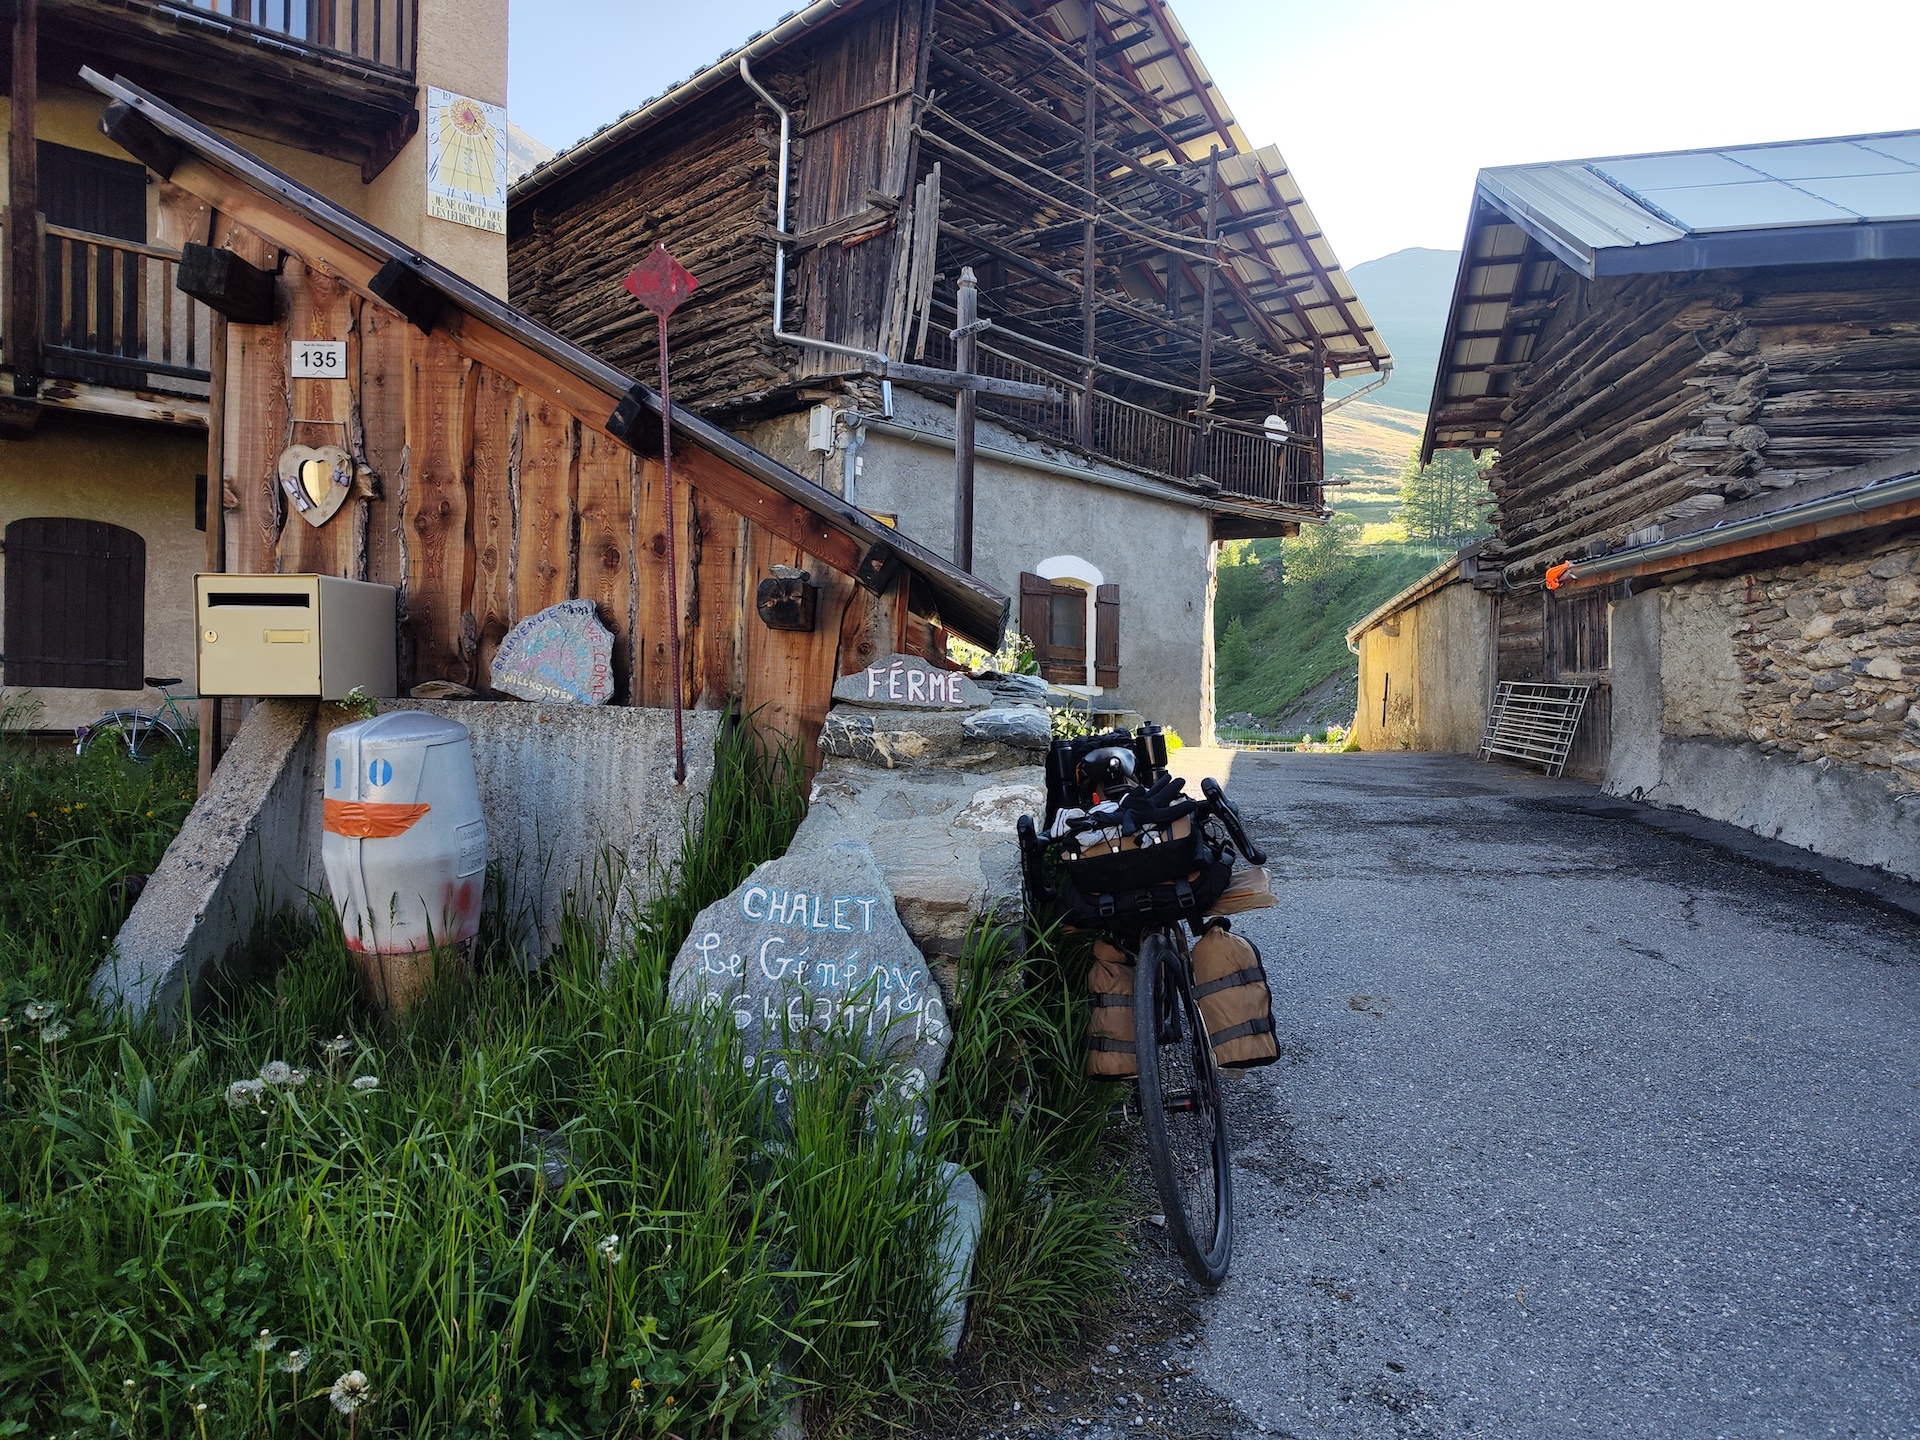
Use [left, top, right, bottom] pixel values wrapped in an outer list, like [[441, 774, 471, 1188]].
[[1348, 129, 1920, 879], [1, 0, 509, 735], [506, 0, 1388, 742]]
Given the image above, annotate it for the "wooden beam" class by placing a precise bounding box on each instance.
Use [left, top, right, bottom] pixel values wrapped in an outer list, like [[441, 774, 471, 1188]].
[[7, 0, 40, 395], [177, 242, 277, 324], [880, 357, 1058, 401]]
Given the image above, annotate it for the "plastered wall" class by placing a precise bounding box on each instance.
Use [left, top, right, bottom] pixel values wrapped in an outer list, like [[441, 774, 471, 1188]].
[[736, 394, 1218, 742], [1351, 580, 1492, 754], [0, 415, 205, 731]]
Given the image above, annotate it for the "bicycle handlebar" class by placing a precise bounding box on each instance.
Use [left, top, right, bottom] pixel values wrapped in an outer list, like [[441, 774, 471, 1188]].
[[1201, 777, 1267, 865]]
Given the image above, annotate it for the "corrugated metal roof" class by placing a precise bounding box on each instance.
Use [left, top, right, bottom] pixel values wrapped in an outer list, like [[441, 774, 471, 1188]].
[[1421, 127, 1920, 461]]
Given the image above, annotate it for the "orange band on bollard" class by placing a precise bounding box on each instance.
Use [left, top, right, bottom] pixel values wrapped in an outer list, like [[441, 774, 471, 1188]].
[[323, 799, 431, 838]]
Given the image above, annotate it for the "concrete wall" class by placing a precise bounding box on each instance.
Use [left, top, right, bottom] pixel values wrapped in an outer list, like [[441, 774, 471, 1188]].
[[1604, 531, 1920, 881], [0, 413, 205, 731], [95, 699, 719, 1026], [736, 391, 1218, 741], [1350, 579, 1491, 753]]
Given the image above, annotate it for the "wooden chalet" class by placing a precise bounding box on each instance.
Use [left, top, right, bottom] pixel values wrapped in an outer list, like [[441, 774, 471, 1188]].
[[84, 71, 1007, 770], [1369, 130, 1920, 879], [505, 0, 1389, 537]]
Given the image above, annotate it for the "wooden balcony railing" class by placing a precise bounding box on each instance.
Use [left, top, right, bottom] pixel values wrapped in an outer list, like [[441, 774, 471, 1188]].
[[160, 0, 417, 75], [919, 326, 1324, 511], [41, 223, 213, 393]]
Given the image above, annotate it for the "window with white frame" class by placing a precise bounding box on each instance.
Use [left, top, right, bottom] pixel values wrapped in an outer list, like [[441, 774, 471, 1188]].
[[1020, 555, 1119, 691]]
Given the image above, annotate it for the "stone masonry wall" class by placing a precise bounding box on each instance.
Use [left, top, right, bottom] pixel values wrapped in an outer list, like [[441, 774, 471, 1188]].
[[1701, 530, 1920, 793]]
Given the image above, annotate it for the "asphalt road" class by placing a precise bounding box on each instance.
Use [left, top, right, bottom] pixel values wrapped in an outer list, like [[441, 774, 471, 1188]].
[[1171, 749, 1920, 1440]]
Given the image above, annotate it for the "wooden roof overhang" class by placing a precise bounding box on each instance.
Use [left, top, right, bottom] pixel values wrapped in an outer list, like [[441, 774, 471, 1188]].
[[508, 0, 1388, 426], [84, 67, 1010, 648], [40, 0, 419, 179]]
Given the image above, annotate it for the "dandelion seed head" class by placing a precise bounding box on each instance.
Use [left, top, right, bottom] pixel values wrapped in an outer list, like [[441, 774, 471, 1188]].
[[259, 1060, 294, 1087], [351, 1075, 380, 1091], [227, 1078, 267, 1109], [281, 1349, 308, 1375], [23, 1001, 54, 1023], [287, 1068, 307, 1088], [597, 1233, 623, 1264], [254, 1329, 275, 1354], [39, 1022, 69, 1044], [329, 1370, 372, 1415], [123, 1379, 136, 1393], [322, 1035, 352, 1057]]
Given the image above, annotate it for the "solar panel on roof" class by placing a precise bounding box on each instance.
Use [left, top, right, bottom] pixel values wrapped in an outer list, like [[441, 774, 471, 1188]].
[[1792, 172, 1920, 220], [1591, 153, 1755, 190], [1636, 180, 1853, 230], [1738, 140, 1913, 181], [1860, 135, 1920, 166]]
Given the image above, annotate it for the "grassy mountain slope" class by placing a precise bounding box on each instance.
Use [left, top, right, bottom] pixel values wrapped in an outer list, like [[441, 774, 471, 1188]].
[[1216, 542, 1438, 726], [1212, 251, 1460, 732]]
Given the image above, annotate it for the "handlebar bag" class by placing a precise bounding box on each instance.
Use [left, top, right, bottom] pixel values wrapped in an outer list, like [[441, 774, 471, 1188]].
[[1190, 921, 1278, 1068], [1084, 938, 1137, 1080]]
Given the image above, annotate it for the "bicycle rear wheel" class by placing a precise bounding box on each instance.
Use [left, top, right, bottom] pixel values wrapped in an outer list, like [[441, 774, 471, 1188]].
[[1134, 927, 1233, 1287]]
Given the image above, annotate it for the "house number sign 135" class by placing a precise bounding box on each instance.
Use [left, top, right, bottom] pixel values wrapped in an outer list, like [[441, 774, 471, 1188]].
[[291, 341, 346, 378]]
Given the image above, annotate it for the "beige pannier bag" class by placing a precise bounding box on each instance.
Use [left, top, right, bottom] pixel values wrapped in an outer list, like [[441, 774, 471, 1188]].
[[1190, 922, 1278, 1068], [1084, 938, 1137, 1079]]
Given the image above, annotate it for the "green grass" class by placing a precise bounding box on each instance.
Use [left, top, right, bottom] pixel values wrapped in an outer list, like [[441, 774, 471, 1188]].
[[1215, 544, 1441, 724], [0, 716, 1126, 1437]]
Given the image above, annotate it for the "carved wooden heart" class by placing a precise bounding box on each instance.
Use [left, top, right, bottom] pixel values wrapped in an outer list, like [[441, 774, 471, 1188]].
[[277, 443, 352, 527]]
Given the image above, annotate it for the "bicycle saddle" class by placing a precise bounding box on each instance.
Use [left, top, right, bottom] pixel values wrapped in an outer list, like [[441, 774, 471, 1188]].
[[144, 676, 183, 687]]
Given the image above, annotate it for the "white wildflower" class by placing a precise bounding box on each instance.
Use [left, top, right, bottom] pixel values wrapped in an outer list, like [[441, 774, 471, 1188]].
[[281, 1348, 308, 1375], [597, 1233, 623, 1265], [39, 1021, 70, 1044], [23, 1001, 55, 1023], [351, 1075, 380, 1092], [259, 1060, 294, 1087], [329, 1370, 373, 1414], [227, 1078, 267, 1109]]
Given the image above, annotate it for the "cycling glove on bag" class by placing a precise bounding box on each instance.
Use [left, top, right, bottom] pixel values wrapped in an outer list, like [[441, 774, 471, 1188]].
[[1190, 921, 1278, 1068], [1084, 938, 1137, 1079]]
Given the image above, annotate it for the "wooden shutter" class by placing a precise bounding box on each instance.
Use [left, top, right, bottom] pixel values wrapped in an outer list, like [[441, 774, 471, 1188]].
[[3, 518, 145, 689], [1094, 583, 1120, 687], [1019, 571, 1051, 667]]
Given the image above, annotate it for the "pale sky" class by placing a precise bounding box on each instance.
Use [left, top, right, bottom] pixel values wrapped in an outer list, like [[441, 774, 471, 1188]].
[[509, 0, 1920, 268]]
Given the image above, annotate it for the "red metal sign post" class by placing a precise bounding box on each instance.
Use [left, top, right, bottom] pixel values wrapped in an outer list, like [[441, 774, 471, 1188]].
[[623, 243, 699, 783]]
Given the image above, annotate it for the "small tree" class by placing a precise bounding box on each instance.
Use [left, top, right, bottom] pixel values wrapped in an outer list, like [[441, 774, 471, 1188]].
[[1280, 512, 1363, 601], [1218, 616, 1252, 684], [1396, 446, 1495, 551]]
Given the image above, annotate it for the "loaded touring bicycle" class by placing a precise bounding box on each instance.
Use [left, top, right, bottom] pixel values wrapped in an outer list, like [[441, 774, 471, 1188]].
[[1019, 726, 1278, 1286]]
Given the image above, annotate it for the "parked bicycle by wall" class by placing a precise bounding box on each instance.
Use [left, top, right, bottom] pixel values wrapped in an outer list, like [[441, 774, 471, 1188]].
[[1019, 725, 1277, 1287], [74, 677, 197, 762]]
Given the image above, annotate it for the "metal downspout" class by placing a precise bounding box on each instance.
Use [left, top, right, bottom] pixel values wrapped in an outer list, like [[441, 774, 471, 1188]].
[[738, 57, 894, 371]]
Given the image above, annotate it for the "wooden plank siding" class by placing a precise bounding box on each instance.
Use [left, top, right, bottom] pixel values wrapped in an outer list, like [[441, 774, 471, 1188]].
[[201, 211, 924, 767]]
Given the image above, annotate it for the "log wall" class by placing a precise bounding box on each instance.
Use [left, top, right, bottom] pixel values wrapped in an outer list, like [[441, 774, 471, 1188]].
[[1485, 259, 1920, 585], [215, 213, 915, 770]]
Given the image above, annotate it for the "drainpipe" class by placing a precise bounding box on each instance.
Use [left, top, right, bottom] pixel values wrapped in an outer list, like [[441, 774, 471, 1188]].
[[1324, 360, 1391, 415], [739, 58, 893, 371]]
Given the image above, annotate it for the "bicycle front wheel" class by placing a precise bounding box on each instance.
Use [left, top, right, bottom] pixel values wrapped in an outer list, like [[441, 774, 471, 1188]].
[[79, 712, 184, 764], [1134, 927, 1233, 1287]]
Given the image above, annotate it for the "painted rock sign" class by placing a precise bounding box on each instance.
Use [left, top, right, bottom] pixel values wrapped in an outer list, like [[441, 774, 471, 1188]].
[[490, 599, 615, 705], [832, 653, 990, 710], [668, 841, 950, 1102]]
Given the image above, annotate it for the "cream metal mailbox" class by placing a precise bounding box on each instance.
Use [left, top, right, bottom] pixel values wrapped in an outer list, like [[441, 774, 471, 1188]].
[[195, 574, 396, 699]]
